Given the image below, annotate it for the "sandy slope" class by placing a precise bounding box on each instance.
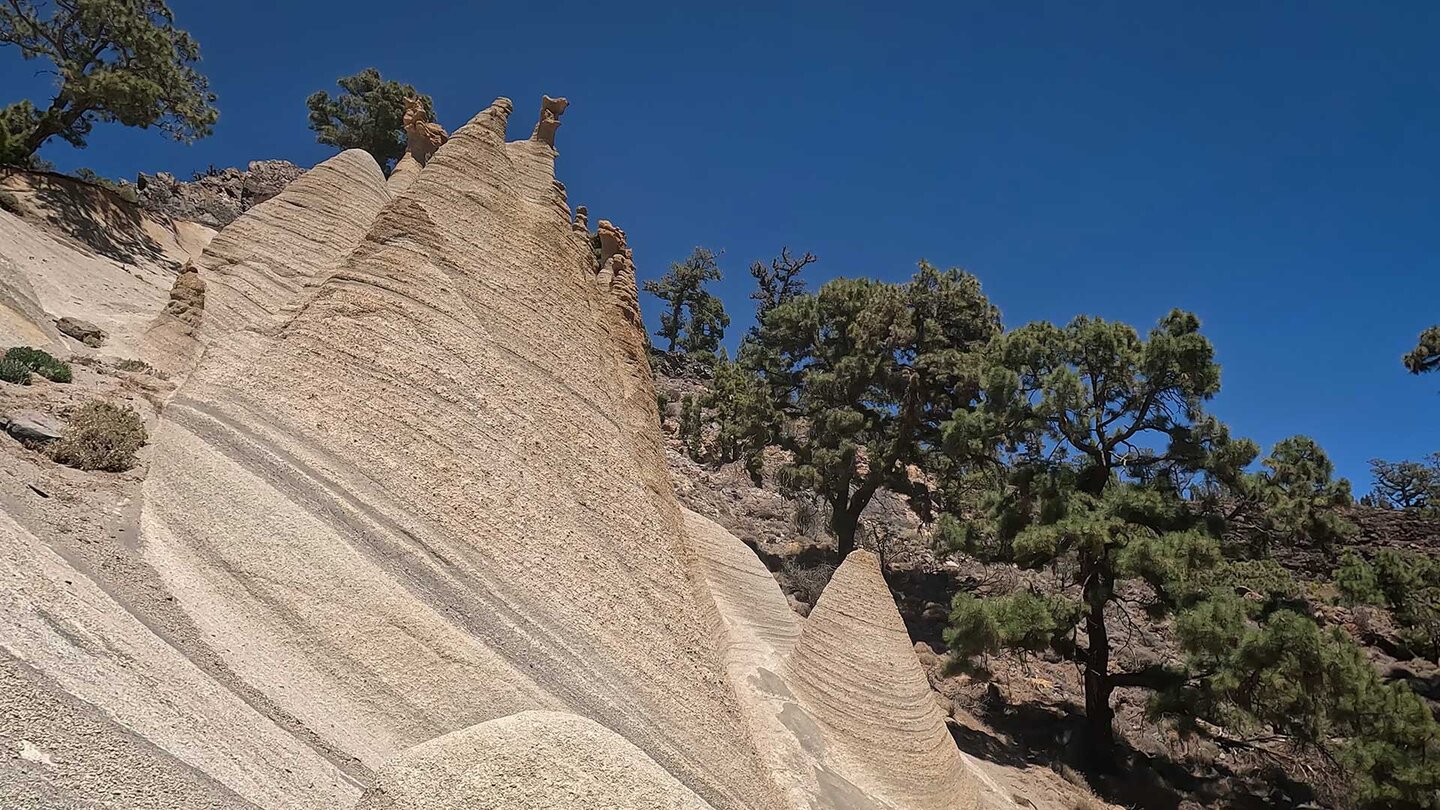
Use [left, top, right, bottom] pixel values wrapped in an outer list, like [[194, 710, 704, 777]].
[[0, 170, 214, 358]]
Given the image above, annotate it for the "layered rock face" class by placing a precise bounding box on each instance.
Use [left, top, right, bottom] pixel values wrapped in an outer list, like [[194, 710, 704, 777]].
[[2, 95, 978, 809]]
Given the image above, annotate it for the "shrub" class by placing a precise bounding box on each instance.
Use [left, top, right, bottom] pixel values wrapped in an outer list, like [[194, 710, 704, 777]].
[[679, 393, 703, 459], [1335, 551, 1384, 606], [778, 560, 835, 606], [0, 189, 20, 214], [47, 401, 147, 472], [115, 358, 156, 374], [0, 357, 32, 384], [4, 346, 71, 382]]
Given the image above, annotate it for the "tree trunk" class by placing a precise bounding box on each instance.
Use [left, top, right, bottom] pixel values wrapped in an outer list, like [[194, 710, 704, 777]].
[[21, 121, 56, 158], [1083, 608, 1115, 758], [832, 504, 859, 559], [1081, 554, 1116, 765], [21, 96, 73, 158]]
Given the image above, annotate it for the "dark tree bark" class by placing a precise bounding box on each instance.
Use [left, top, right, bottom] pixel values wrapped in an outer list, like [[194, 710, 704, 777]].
[[1081, 552, 1117, 764]]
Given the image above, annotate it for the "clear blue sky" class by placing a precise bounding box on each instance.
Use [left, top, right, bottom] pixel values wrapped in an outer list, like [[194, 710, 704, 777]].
[[4, 1, 1437, 488]]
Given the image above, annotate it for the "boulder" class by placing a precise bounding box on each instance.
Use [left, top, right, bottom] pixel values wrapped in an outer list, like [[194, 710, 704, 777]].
[[5, 410, 64, 442], [55, 316, 105, 347]]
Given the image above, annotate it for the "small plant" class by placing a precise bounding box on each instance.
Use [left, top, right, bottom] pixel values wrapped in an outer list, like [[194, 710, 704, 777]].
[[5, 346, 71, 382], [47, 400, 147, 472], [116, 358, 155, 374], [0, 189, 20, 215], [679, 393, 703, 459], [0, 357, 32, 384]]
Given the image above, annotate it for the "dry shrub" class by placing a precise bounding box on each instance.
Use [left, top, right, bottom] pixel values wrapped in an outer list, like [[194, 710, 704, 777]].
[[779, 559, 836, 605], [48, 400, 146, 472], [115, 357, 165, 378], [789, 495, 830, 539]]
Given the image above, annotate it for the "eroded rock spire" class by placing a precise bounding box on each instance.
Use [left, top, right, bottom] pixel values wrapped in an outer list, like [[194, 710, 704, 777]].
[[402, 96, 449, 164], [531, 95, 569, 146]]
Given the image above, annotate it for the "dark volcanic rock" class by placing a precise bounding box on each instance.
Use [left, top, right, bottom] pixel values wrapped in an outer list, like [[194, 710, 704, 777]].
[[136, 160, 305, 228]]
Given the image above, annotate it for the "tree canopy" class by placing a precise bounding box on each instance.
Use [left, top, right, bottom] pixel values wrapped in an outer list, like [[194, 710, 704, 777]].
[[1363, 455, 1440, 514], [939, 310, 1256, 753], [1226, 435, 1356, 556], [0, 0, 217, 164], [1406, 325, 1440, 375], [747, 261, 1001, 557], [748, 247, 815, 325], [306, 68, 431, 175], [642, 246, 729, 362]]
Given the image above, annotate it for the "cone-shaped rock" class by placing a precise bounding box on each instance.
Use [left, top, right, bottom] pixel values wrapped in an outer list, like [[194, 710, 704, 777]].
[[784, 550, 975, 809], [140, 97, 784, 809], [139, 148, 390, 376]]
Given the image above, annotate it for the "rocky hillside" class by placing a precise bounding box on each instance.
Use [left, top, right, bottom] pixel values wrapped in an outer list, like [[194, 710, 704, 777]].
[[655, 369, 1440, 810], [135, 160, 305, 228]]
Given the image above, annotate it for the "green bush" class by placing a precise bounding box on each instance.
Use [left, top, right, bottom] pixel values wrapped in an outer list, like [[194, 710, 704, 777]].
[[1334, 549, 1440, 663], [4, 346, 71, 382], [0, 356, 31, 384], [1336, 551, 1385, 606], [0, 189, 20, 215], [47, 400, 146, 472], [679, 393, 703, 459]]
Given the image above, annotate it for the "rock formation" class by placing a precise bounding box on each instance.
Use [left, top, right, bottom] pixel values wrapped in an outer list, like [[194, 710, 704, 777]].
[[531, 94, 569, 146], [137, 160, 306, 228], [390, 97, 451, 192], [0, 94, 979, 809], [357, 712, 718, 810], [53, 315, 106, 347], [403, 96, 449, 162]]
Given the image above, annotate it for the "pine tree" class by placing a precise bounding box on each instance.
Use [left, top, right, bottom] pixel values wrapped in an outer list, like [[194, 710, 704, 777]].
[[1336, 550, 1440, 663], [0, 0, 217, 164], [939, 310, 1259, 756], [678, 393, 703, 459], [1366, 455, 1440, 514], [1166, 602, 1440, 807], [641, 247, 729, 364], [749, 247, 815, 325], [752, 261, 1000, 558], [1226, 435, 1355, 556], [706, 353, 775, 480], [306, 69, 433, 175], [938, 309, 1437, 803]]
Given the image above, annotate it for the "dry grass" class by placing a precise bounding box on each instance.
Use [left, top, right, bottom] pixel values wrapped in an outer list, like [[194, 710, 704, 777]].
[[114, 357, 166, 378], [779, 559, 836, 605], [47, 400, 147, 472], [789, 495, 829, 539]]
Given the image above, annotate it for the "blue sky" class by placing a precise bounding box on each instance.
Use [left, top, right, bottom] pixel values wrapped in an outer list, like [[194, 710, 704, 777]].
[[4, 1, 1437, 487]]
